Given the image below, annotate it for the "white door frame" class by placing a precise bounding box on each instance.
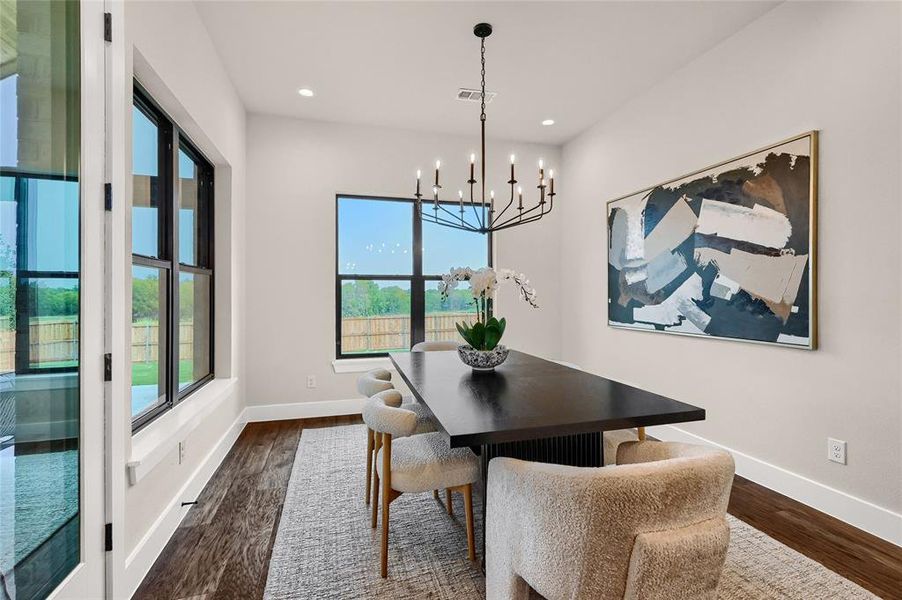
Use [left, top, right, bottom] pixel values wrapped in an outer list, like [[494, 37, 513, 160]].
[[102, 0, 130, 597], [48, 0, 107, 597]]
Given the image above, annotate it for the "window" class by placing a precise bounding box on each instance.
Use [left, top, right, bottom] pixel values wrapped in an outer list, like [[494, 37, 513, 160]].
[[0, 0, 82, 594], [131, 84, 214, 430], [336, 195, 490, 358]]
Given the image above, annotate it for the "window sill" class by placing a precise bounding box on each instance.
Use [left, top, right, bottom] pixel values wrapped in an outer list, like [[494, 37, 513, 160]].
[[331, 357, 396, 374], [127, 377, 237, 485]]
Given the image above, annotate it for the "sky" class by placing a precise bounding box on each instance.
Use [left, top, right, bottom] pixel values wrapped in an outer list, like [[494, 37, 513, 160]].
[[338, 196, 488, 277], [0, 76, 17, 168], [1, 71, 78, 288], [133, 106, 199, 262]]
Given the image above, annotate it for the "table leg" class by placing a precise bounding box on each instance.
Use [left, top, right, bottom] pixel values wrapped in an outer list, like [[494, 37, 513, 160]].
[[478, 431, 603, 570]]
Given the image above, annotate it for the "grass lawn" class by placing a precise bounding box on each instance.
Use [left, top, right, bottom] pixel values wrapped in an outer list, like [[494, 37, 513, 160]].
[[30, 360, 78, 369], [132, 360, 194, 386]]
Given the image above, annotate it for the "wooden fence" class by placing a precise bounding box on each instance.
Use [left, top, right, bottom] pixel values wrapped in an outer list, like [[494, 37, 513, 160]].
[[0, 319, 196, 371], [130, 323, 196, 363], [0, 312, 479, 369], [341, 311, 476, 353], [1, 319, 80, 371]]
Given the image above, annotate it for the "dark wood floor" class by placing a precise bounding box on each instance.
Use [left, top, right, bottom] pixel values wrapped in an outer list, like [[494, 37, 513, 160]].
[[134, 418, 902, 600]]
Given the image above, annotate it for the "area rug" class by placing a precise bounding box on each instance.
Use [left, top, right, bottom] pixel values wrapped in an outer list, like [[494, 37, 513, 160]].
[[263, 425, 877, 599]]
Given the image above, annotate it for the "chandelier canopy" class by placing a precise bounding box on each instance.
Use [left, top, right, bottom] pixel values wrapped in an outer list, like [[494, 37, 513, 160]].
[[414, 22, 556, 234]]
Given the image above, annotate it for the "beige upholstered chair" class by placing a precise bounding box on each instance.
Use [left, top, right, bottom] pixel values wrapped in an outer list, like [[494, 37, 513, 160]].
[[486, 441, 735, 600], [411, 340, 460, 352], [363, 395, 479, 577], [358, 373, 437, 506], [357, 369, 393, 396]]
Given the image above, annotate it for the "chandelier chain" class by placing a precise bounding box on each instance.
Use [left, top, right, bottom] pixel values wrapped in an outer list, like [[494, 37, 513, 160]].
[[480, 38, 487, 122]]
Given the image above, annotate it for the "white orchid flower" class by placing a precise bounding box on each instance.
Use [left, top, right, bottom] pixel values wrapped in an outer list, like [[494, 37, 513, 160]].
[[438, 266, 538, 309]]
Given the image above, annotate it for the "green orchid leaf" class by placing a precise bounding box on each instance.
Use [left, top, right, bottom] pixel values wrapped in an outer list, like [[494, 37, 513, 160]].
[[456, 322, 475, 347], [483, 323, 502, 350], [469, 322, 486, 350]]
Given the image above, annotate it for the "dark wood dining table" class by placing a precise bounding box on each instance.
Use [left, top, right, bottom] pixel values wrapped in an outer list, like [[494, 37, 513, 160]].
[[389, 349, 706, 558]]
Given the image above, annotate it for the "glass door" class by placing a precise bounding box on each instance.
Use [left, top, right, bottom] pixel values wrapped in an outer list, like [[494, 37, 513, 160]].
[[0, 1, 105, 598]]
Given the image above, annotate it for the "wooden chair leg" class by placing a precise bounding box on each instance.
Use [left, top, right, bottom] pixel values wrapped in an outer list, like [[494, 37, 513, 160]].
[[380, 434, 392, 578], [365, 428, 374, 505], [445, 489, 453, 516], [371, 432, 382, 528], [433, 489, 439, 500], [463, 484, 476, 561], [637, 427, 647, 441]]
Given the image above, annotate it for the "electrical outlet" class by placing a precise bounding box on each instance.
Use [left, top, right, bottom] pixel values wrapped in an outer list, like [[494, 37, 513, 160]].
[[306, 375, 316, 389], [178, 441, 185, 465], [828, 438, 846, 465]]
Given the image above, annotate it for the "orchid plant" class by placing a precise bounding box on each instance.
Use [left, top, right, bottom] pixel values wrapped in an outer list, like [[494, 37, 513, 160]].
[[438, 267, 539, 351]]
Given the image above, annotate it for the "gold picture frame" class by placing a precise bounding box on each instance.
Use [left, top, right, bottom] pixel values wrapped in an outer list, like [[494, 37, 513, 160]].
[[605, 130, 818, 350]]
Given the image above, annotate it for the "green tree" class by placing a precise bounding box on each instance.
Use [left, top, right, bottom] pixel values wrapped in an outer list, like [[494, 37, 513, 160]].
[[132, 276, 161, 321], [33, 284, 79, 316], [425, 288, 475, 313], [179, 279, 195, 322], [341, 280, 412, 317], [0, 242, 16, 326]]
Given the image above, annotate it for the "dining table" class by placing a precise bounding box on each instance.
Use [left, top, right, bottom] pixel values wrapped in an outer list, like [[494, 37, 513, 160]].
[[389, 349, 707, 560]]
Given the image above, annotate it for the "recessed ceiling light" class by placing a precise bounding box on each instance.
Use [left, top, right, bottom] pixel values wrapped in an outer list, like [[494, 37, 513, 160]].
[[298, 88, 315, 97], [542, 119, 555, 126]]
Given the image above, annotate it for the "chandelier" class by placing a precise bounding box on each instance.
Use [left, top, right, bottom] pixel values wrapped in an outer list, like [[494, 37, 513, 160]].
[[414, 22, 556, 234]]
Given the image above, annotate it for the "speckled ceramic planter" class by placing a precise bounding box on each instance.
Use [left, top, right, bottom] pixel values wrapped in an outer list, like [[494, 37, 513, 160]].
[[457, 344, 509, 372]]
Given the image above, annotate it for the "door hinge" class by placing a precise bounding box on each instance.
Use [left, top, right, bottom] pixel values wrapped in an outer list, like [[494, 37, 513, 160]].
[[104, 353, 112, 382], [104, 183, 112, 211], [104, 13, 112, 43], [104, 523, 113, 551]]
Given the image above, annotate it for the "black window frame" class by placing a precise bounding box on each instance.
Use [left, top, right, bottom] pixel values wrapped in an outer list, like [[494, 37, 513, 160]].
[[334, 194, 492, 360], [132, 82, 214, 432], [0, 170, 82, 376]]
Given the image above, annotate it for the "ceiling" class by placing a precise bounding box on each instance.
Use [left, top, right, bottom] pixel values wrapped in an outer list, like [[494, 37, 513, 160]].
[[196, 1, 779, 146]]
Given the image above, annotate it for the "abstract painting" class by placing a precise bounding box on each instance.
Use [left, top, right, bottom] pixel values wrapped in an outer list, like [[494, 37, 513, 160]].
[[607, 132, 817, 349]]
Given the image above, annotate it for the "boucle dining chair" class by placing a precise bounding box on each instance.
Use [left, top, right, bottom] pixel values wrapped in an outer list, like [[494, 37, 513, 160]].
[[550, 360, 646, 447], [363, 395, 480, 577], [411, 340, 460, 352], [409, 339, 460, 508], [486, 440, 735, 600], [358, 374, 436, 506]]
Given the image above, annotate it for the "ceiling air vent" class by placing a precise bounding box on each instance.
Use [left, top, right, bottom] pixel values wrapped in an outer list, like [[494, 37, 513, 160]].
[[456, 88, 496, 103]]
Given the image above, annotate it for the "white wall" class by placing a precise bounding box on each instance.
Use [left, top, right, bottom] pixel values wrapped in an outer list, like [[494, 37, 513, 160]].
[[112, 1, 247, 595], [560, 0, 901, 539], [245, 115, 561, 408]]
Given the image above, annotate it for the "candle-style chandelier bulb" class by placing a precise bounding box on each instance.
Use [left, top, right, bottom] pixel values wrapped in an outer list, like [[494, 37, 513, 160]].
[[412, 23, 558, 233]]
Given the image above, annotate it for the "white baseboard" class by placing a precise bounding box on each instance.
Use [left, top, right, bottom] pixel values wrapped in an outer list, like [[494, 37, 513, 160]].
[[122, 398, 362, 597], [647, 424, 902, 547], [123, 408, 249, 598], [118, 398, 899, 599], [244, 398, 365, 422]]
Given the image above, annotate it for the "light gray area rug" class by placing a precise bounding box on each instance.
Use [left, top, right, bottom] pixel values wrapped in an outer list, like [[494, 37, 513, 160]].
[[264, 425, 877, 600]]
